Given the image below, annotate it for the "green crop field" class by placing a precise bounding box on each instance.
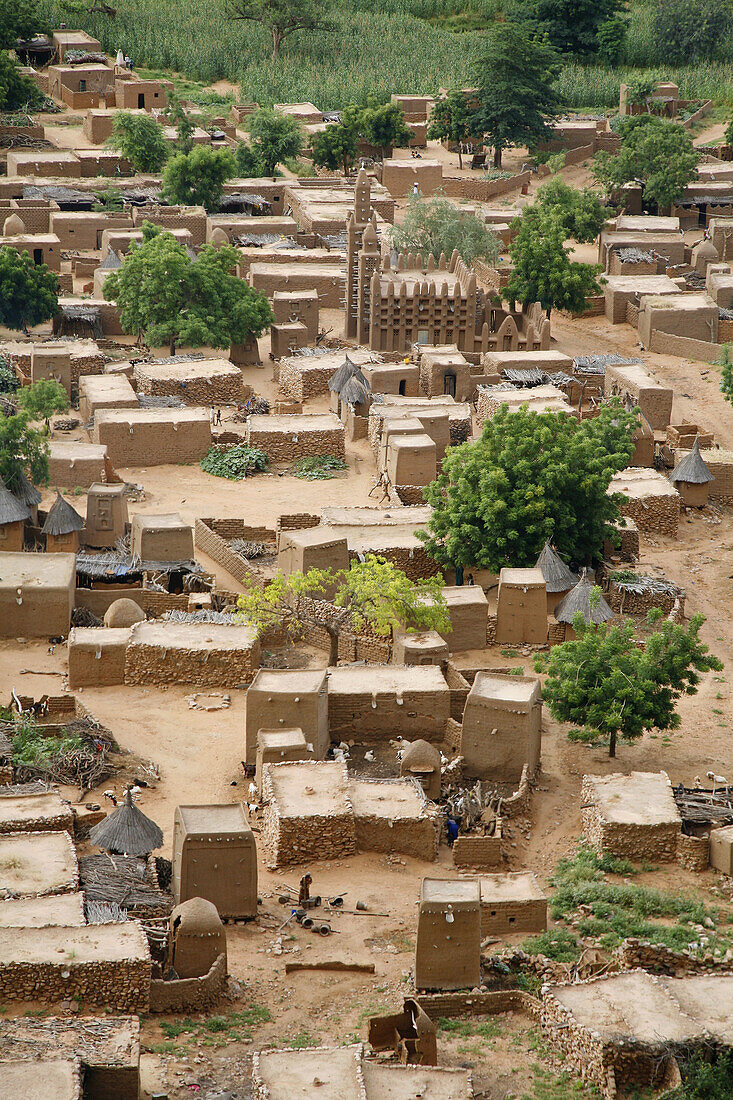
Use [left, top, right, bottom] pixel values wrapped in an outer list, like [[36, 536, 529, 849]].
[[38, 0, 733, 110]]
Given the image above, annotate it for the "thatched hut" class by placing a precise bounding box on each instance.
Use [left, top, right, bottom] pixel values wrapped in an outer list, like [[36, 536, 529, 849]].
[[329, 356, 370, 416], [400, 738, 442, 800], [8, 468, 42, 525], [0, 477, 31, 552], [534, 541, 578, 612], [669, 436, 714, 508], [42, 492, 84, 553], [89, 789, 163, 857], [554, 571, 613, 641]]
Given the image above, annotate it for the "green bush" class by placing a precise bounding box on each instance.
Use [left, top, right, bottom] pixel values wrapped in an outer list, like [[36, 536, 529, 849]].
[[11, 714, 84, 770], [290, 454, 348, 480], [522, 928, 581, 963], [0, 358, 18, 393], [200, 445, 268, 479]]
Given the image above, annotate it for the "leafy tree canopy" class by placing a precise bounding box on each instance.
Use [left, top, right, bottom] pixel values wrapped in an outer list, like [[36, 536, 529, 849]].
[[421, 401, 636, 571], [535, 177, 612, 243], [536, 609, 722, 757], [165, 95, 194, 154], [311, 123, 359, 176], [237, 554, 451, 666], [593, 115, 700, 211], [653, 0, 731, 64], [15, 378, 69, 429], [227, 0, 332, 60], [719, 343, 733, 403], [104, 222, 273, 354], [342, 98, 412, 159], [389, 195, 499, 267], [109, 114, 168, 174], [0, 247, 58, 333], [507, 205, 604, 315], [0, 411, 49, 489], [471, 23, 563, 167], [506, 0, 624, 57], [0, 50, 44, 111], [248, 108, 304, 175], [234, 142, 266, 178], [162, 145, 236, 212], [428, 89, 475, 169], [0, 0, 42, 49]]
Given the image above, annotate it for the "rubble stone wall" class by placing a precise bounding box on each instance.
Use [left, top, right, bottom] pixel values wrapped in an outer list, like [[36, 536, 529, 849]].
[[353, 810, 439, 860], [0, 957, 151, 1013], [676, 832, 710, 872], [124, 635, 260, 687], [246, 422, 346, 462], [149, 952, 227, 1013], [278, 361, 333, 402], [582, 779, 680, 861], [262, 767, 356, 868], [135, 367, 245, 407], [0, 808, 74, 835], [618, 493, 679, 537], [416, 988, 540, 1020], [605, 582, 682, 617], [540, 987, 608, 1093]]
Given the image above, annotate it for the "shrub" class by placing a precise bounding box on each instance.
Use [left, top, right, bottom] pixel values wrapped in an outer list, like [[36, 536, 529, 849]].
[[200, 445, 268, 479]]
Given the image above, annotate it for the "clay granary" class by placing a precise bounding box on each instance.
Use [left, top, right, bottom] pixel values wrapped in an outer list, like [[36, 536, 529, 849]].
[[172, 804, 258, 918], [581, 771, 683, 863]]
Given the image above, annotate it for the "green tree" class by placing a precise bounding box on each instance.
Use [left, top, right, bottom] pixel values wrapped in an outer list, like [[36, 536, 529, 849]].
[[237, 554, 451, 666], [653, 0, 731, 64], [0, 247, 58, 333], [15, 378, 70, 432], [428, 89, 474, 169], [104, 222, 273, 355], [593, 115, 700, 212], [228, 0, 332, 59], [0, 50, 43, 111], [421, 402, 636, 572], [109, 114, 168, 174], [389, 195, 499, 266], [344, 99, 412, 161], [506, 0, 624, 56], [596, 15, 626, 65], [165, 95, 194, 154], [311, 123, 359, 176], [535, 609, 722, 757], [248, 108, 303, 175], [162, 146, 236, 213], [471, 23, 563, 168], [0, 0, 41, 49], [535, 177, 612, 243], [0, 411, 49, 489], [234, 142, 265, 178], [719, 343, 733, 403], [507, 206, 604, 316]]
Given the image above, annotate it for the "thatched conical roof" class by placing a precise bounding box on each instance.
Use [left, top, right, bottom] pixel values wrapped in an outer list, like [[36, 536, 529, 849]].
[[340, 371, 371, 406], [669, 436, 714, 485], [401, 738, 441, 773], [89, 789, 163, 856], [535, 541, 578, 594], [328, 354, 360, 393], [6, 467, 41, 509], [0, 477, 31, 525], [554, 570, 613, 626], [42, 491, 84, 536], [99, 248, 122, 271]]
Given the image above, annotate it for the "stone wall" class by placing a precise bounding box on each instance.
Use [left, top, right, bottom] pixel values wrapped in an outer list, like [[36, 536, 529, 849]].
[[149, 951, 227, 1013], [676, 831, 709, 872], [540, 985, 609, 1094], [194, 518, 272, 588], [278, 360, 334, 402], [615, 937, 732, 975], [134, 365, 245, 406], [0, 804, 74, 835], [618, 493, 680, 537], [328, 685, 449, 743], [353, 807, 439, 861], [581, 776, 680, 861], [605, 580, 684, 617], [124, 630, 260, 687], [415, 987, 540, 1021], [444, 661, 470, 721], [261, 762, 357, 868], [246, 420, 346, 462]]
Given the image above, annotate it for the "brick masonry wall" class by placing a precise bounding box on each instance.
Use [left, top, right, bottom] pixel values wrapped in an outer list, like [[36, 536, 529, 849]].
[[93, 415, 211, 467], [328, 688, 449, 743], [353, 809, 439, 861], [149, 952, 227, 1013], [194, 518, 266, 588], [453, 836, 502, 869], [75, 588, 190, 617]]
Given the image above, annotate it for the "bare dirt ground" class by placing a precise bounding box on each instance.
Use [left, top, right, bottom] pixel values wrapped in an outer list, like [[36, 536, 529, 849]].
[[2, 127, 732, 1099]]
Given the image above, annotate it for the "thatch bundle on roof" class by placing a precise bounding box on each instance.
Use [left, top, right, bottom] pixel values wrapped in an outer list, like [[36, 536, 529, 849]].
[[670, 436, 714, 485], [7, 468, 42, 509], [89, 789, 163, 856], [535, 541, 577, 594], [0, 477, 31, 525], [554, 571, 613, 626], [42, 492, 84, 536], [328, 354, 360, 393], [98, 248, 122, 271], [340, 372, 371, 406]]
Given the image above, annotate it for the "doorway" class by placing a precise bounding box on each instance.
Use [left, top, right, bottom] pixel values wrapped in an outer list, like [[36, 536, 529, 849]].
[[443, 372, 456, 398], [138, 93, 146, 108]]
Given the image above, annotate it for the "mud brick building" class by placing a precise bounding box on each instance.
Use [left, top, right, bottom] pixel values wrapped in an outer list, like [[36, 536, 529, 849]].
[[0, 789, 73, 836], [245, 669, 328, 763], [467, 872, 547, 935], [0, 552, 75, 638], [0, 830, 78, 897], [368, 396, 472, 456], [246, 413, 345, 462], [79, 374, 139, 421], [47, 440, 109, 489], [319, 504, 441, 579], [124, 621, 260, 687], [609, 468, 681, 536], [605, 362, 673, 430], [327, 664, 450, 743], [134, 357, 245, 406], [278, 348, 377, 403], [603, 275, 680, 324], [415, 878, 482, 991], [68, 626, 131, 689], [460, 673, 542, 783], [676, 447, 733, 504], [249, 260, 345, 309], [476, 384, 572, 424], [261, 759, 356, 868], [92, 408, 212, 467], [349, 777, 439, 860], [581, 771, 682, 862]]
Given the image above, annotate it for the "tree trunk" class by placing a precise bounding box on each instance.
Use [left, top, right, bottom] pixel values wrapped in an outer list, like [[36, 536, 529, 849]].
[[327, 629, 339, 666], [609, 730, 617, 758], [271, 27, 283, 60], [169, 339, 176, 356], [458, 146, 463, 170], [493, 145, 502, 169]]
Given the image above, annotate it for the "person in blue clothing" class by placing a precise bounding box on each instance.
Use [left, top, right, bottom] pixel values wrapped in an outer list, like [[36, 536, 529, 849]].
[[446, 816, 459, 847]]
